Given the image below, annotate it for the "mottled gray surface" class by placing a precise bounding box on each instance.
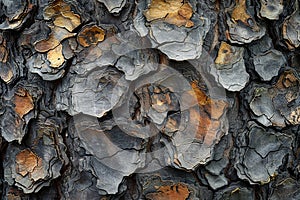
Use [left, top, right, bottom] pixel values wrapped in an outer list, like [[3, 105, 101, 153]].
[[260, 0, 284, 20], [235, 123, 293, 184], [250, 87, 286, 127], [210, 45, 249, 91], [249, 36, 286, 81], [0, 0, 300, 199], [214, 184, 255, 200], [253, 50, 285, 81], [57, 67, 128, 118], [97, 0, 126, 13], [115, 49, 159, 80]]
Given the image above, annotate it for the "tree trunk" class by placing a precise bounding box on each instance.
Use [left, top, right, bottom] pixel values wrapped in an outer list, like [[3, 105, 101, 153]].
[[1, 0, 300, 199]]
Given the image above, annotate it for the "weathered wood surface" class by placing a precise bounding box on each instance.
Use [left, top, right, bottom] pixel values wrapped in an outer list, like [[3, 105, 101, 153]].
[[1, 0, 300, 199]]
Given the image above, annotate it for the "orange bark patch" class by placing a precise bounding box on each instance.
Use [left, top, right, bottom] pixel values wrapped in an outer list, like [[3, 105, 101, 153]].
[[0, 35, 13, 83], [190, 81, 211, 106], [146, 183, 190, 200], [47, 44, 64, 68], [215, 42, 235, 65], [144, 0, 194, 28], [14, 88, 34, 118], [77, 25, 106, 47], [16, 149, 39, 177], [190, 107, 221, 141], [53, 12, 81, 32], [44, 0, 81, 32], [7, 193, 21, 200], [189, 81, 227, 142], [231, 0, 251, 26], [151, 88, 172, 112]]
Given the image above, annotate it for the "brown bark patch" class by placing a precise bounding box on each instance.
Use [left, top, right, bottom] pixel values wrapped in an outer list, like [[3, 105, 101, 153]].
[[143, 0, 194, 28], [47, 44, 65, 68], [14, 88, 34, 118], [215, 42, 235, 65], [231, 0, 251, 26], [146, 183, 190, 200], [16, 149, 39, 177], [189, 81, 227, 142], [77, 25, 106, 47]]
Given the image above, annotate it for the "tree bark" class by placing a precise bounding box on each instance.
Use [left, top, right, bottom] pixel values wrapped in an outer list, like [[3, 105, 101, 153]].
[[1, 0, 300, 199]]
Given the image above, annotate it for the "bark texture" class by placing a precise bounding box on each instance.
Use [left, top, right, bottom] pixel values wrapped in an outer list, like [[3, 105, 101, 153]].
[[1, 0, 300, 199]]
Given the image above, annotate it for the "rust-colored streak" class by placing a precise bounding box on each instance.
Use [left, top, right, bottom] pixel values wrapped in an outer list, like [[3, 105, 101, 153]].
[[16, 149, 39, 177], [14, 88, 34, 118], [189, 81, 227, 142], [146, 183, 190, 200], [190, 107, 209, 140], [77, 25, 106, 47], [143, 0, 194, 28], [190, 81, 211, 106]]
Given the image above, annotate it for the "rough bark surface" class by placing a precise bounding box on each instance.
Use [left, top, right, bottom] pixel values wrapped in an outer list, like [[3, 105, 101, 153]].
[[1, 0, 300, 199]]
